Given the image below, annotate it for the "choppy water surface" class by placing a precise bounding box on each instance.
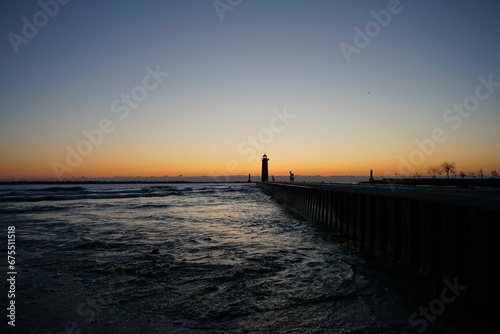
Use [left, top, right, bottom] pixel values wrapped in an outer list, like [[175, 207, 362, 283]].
[[0, 183, 473, 333]]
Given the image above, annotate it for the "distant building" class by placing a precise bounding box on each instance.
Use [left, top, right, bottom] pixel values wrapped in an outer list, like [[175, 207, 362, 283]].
[[261, 154, 269, 182]]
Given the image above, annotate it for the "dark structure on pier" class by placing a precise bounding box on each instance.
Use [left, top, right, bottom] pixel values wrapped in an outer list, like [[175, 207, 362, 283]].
[[261, 154, 269, 182], [258, 182, 500, 310]]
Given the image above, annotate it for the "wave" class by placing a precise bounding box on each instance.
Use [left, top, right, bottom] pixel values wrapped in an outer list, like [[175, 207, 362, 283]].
[[131, 203, 171, 210], [55, 236, 127, 251], [34, 186, 87, 192], [0, 195, 72, 202], [74, 239, 110, 250], [0, 184, 250, 204], [150, 185, 176, 191], [0, 204, 67, 214], [0, 189, 185, 203]]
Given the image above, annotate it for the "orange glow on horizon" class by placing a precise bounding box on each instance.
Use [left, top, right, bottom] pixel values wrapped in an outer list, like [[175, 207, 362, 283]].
[[2, 155, 499, 180], [2, 139, 500, 180]]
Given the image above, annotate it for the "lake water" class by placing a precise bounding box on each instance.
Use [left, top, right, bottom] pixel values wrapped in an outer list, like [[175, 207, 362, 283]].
[[0, 183, 478, 333]]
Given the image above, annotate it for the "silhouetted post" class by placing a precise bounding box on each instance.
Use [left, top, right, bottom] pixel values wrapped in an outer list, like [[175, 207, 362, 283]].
[[364, 195, 375, 249], [356, 194, 365, 247], [248, 174, 251, 183], [261, 154, 269, 182], [387, 197, 402, 267], [369, 170, 374, 182]]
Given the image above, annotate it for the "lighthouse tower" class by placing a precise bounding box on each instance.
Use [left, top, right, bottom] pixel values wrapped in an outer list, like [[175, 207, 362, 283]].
[[261, 154, 269, 182]]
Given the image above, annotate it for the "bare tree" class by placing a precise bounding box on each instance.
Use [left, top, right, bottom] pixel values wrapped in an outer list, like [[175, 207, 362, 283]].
[[478, 168, 484, 179], [427, 165, 441, 178], [492, 170, 499, 178], [460, 171, 467, 178], [440, 161, 456, 179]]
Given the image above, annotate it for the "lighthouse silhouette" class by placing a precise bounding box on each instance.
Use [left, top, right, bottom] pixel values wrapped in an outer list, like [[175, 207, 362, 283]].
[[261, 154, 269, 182]]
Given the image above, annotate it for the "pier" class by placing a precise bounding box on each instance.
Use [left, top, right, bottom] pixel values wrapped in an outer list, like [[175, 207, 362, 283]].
[[257, 181, 500, 306]]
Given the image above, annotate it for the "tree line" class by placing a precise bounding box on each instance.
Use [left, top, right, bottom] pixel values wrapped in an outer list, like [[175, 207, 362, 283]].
[[426, 161, 499, 179]]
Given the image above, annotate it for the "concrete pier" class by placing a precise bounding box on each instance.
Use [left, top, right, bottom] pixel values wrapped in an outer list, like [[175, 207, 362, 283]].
[[257, 182, 500, 305]]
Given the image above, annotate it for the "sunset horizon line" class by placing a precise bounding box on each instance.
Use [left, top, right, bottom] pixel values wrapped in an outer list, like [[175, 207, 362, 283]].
[[2, 170, 499, 182]]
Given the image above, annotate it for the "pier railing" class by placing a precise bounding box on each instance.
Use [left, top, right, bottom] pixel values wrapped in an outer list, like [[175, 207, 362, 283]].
[[257, 182, 500, 306]]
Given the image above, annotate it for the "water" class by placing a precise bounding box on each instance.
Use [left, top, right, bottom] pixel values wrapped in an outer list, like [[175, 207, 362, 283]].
[[0, 183, 475, 333]]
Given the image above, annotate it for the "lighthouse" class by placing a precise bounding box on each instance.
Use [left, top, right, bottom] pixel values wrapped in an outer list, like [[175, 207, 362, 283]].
[[261, 154, 269, 182]]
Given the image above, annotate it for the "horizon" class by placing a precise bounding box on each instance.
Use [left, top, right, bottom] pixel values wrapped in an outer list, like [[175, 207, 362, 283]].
[[1, 171, 496, 183], [0, 173, 370, 182], [1, 1, 500, 179]]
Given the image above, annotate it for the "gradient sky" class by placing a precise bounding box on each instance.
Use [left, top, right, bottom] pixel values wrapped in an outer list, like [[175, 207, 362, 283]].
[[1, 0, 499, 179]]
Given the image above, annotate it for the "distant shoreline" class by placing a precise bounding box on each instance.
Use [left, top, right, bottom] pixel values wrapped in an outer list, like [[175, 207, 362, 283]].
[[0, 175, 370, 184], [0, 180, 251, 185], [1, 177, 499, 187]]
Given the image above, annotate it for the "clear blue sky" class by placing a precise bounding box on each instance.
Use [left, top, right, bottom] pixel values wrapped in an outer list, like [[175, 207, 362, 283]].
[[1, 0, 499, 179]]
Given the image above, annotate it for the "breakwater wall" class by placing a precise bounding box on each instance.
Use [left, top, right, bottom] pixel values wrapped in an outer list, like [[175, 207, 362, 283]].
[[257, 182, 500, 305]]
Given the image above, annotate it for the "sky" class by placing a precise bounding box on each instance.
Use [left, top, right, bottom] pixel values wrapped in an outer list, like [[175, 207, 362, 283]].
[[1, 0, 499, 180]]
